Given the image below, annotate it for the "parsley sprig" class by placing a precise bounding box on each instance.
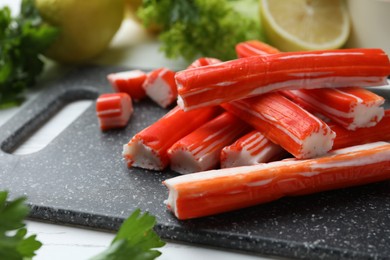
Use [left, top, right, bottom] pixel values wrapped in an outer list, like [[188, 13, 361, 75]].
[[0, 0, 59, 108], [91, 209, 165, 260], [0, 190, 165, 260], [0, 191, 42, 260], [138, 0, 263, 61]]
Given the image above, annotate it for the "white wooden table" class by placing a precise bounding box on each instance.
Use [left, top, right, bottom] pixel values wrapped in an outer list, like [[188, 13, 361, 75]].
[[0, 1, 272, 259]]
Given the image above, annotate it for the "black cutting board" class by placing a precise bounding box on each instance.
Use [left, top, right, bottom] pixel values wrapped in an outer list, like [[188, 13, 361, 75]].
[[1, 66, 389, 260]]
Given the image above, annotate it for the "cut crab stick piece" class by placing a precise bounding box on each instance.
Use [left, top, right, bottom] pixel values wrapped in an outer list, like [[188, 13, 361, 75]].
[[96, 93, 133, 131], [236, 40, 386, 130], [187, 57, 222, 69], [220, 130, 286, 168], [235, 40, 280, 58], [107, 70, 147, 101], [332, 109, 390, 149], [168, 112, 250, 174], [281, 87, 385, 130], [176, 48, 390, 111], [164, 141, 390, 220], [143, 68, 177, 108], [222, 93, 336, 159], [123, 106, 221, 170]]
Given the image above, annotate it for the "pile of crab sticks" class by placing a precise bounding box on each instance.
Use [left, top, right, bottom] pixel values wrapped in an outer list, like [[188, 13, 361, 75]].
[[96, 41, 390, 220]]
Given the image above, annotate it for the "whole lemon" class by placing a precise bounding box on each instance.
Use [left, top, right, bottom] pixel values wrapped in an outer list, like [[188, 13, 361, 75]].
[[35, 0, 125, 63]]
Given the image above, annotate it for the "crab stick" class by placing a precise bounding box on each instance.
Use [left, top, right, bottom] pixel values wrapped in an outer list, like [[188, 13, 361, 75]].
[[282, 88, 385, 130], [176, 48, 390, 111], [332, 109, 390, 149], [235, 40, 279, 58], [96, 93, 133, 131], [236, 40, 386, 130], [220, 130, 286, 168], [168, 112, 250, 174], [222, 93, 336, 159], [164, 141, 390, 219], [187, 57, 222, 69], [219, 41, 327, 166], [123, 106, 220, 170], [143, 68, 177, 108], [220, 109, 390, 167], [107, 70, 147, 101]]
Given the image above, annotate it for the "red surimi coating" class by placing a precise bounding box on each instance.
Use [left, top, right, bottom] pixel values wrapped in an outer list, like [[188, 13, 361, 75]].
[[220, 130, 287, 168], [176, 48, 390, 111], [222, 93, 336, 159], [107, 70, 147, 101], [331, 109, 390, 149], [236, 40, 280, 58], [187, 57, 222, 69], [168, 112, 250, 174], [220, 109, 390, 167], [122, 106, 221, 170], [236, 40, 386, 130], [164, 142, 390, 219], [96, 93, 133, 131], [282, 88, 385, 130]]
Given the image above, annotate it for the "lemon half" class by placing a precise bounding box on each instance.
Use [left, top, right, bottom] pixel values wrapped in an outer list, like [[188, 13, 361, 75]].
[[260, 0, 350, 51]]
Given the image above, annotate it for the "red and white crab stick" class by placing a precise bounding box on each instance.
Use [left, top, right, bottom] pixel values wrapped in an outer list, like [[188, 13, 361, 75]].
[[123, 106, 220, 170], [236, 40, 386, 130], [220, 130, 286, 168], [282, 88, 385, 130], [107, 70, 147, 101], [165, 57, 235, 174], [143, 68, 177, 108], [168, 112, 250, 174], [235, 40, 280, 57], [219, 42, 325, 165], [222, 93, 336, 159], [175, 48, 390, 111], [332, 109, 390, 149], [221, 109, 390, 168], [187, 57, 222, 69], [96, 93, 133, 131], [164, 141, 390, 220]]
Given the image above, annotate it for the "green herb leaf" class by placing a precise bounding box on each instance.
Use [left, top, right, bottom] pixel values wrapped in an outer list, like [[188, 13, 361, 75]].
[[0, 191, 42, 260], [0, 0, 59, 108], [138, 0, 264, 61], [91, 209, 165, 260]]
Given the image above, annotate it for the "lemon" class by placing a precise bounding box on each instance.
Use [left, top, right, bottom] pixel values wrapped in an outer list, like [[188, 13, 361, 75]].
[[35, 0, 125, 63], [260, 0, 350, 51]]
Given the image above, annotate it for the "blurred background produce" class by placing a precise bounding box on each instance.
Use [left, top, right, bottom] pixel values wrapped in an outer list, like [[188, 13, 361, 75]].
[[0, 0, 58, 108], [136, 0, 264, 61], [4, 0, 390, 109], [0, 0, 125, 108], [259, 0, 350, 51], [35, 0, 125, 64], [126, 0, 142, 17]]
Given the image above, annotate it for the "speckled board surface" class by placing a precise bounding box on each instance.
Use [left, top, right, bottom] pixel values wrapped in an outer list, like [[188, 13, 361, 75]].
[[0, 66, 389, 260]]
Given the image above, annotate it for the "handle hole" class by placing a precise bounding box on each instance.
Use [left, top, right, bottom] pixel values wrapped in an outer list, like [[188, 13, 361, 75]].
[[12, 100, 92, 155]]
